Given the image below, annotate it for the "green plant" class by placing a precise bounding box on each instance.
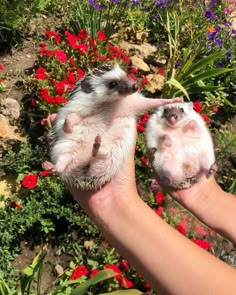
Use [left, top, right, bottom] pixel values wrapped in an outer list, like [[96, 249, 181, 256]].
[[156, 11, 233, 101], [71, 0, 140, 39]]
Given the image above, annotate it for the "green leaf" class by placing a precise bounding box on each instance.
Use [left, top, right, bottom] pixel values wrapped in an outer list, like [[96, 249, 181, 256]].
[[182, 68, 233, 87], [165, 78, 190, 100], [70, 269, 117, 295], [175, 85, 224, 95], [99, 289, 143, 295], [180, 50, 227, 80]]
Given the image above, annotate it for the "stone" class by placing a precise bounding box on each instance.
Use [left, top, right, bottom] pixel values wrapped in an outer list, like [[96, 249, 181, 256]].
[[118, 40, 157, 58], [145, 73, 165, 93], [0, 114, 25, 141], [0, 98, 21, 120], [130, 56, 150, 72]]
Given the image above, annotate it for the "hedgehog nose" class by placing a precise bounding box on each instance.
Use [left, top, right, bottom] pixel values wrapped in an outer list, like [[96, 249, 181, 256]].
[[132, 83, 138, 92], [171, 114, 178, 120]]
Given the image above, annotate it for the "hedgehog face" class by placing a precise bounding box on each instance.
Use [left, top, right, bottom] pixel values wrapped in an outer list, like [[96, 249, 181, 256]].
[[80, 64, 138, 102]]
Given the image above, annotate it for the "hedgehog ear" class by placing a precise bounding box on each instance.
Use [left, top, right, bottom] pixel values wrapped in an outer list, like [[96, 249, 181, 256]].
[[188, 102, 194, 110], [81, 77, 93, 93]]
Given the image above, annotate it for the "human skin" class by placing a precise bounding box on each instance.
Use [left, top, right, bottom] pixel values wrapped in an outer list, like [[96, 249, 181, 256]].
[[68, 140, 236, 295]]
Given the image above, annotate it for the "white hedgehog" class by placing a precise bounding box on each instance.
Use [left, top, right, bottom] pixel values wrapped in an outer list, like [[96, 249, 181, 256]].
[[145, 102, 217, 189], [42, 63, 181, 191]]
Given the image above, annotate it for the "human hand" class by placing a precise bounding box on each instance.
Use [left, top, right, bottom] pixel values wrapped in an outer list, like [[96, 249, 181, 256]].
[[66, 133, 139, 220]]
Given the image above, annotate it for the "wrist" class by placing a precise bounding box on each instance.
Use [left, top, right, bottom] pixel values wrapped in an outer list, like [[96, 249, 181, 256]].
[[176, 177, 236, 243]]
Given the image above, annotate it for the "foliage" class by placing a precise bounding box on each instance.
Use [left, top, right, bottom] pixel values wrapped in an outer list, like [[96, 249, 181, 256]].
[[148, 2, 235, 106]]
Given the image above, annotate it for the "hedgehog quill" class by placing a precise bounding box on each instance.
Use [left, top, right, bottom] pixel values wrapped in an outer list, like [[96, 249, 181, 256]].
[[43, 63, 181, 191]]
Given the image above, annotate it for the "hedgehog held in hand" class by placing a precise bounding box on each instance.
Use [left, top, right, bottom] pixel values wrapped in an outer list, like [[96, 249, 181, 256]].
[[42, 63, 181, 191], [145, 102, 217, 189]]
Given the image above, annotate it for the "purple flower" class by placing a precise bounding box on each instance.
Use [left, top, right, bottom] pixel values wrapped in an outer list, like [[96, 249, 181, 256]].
[[131, 0, 140, 7], [223, 21, 232, 27], [232, 29, 236, 35], [208, 32, 217, 40], [210, 0, 217, 6], [226, 51, 231, 59], [153, 14, 159, 21], [205, 10, 213, 19], [94, 3, 101, 10], [216, 62, 224, 68], [155, 0, 172, 8], [214, 38, 223, 47], [89, 0, 95, 6], [175, 59, 182, 68], [111, 0, 119, 3]]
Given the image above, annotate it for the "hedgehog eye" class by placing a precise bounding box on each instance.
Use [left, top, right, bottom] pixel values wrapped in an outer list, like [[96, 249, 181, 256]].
[[108, 81, 119, 89], [180, 108, 184, 112], [163, 109, 168, 114]]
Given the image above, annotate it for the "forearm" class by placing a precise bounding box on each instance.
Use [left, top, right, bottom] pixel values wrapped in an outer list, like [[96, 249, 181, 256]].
[[177, 177, 236, 244], [73, 189, 236, 295]]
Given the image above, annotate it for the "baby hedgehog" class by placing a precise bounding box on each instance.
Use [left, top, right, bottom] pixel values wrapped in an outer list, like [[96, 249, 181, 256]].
[[43, 63, 181, 191], [145, 102, 217, 189]]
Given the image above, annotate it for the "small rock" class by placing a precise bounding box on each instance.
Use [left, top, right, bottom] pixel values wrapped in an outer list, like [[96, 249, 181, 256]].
[[0, 98, 21, 120], [0, 114, 25, 141], [55, 264, 64, 276], [145, 73, 165, 93], [84, 240, 94, 250], [130, 56, 150, 72]]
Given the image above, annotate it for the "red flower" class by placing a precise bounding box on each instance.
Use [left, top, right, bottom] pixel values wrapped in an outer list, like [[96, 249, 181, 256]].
[[141, 156, 147, 165], [78, 29, 88, 40], [89, 37, 97, 50], [211, 105, 219, 113], [65, 31, 79, 48], [122, 55, 130, 63], [130, 66, 138, 74], [38, 42, 46, 48], [157, 67, 165, 75], [46, 31, 61, 43], [176, 221, 187, 235], [128, 73, 138, 82], [193, 101, 202, 113], [119, 259, 129, 271], [69, 265, 89, 280], [155, 192, 165, 205], [89, 269, 100, 278], [77, 43, 88, 55], [66, 72, 76, 84], [77, 68, 85, 80], [31, 99, 37, 106], [104, 264, 122, 275], [39, 47, 53, 57], [39, 171, 52, 177], [54, 49, 67, 63], [69, 58, 77, 67], [191, 239, 212, 250], [35, 67, 47, 80], [141, 77, 149, 85], [22, 174, 38, 189], [137, 122, 145, 132], [97, 30, 106, 41], [194, 221, 207, 236], [116, 275, 133, 288], [201, 113, 210, 124], [155, 206, 164, 216], [0, 64, 4, 71], [12, 200, 21, 209]]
